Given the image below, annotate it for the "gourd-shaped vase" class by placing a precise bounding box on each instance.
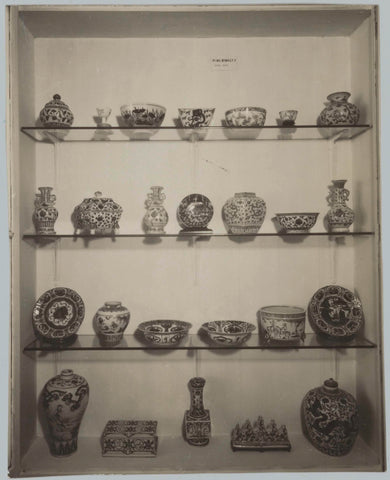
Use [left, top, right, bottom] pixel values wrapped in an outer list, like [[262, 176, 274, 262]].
[[143, 186, 168, 234], [184, 377, 211, 446], [318, 92, 360, 126], [39, 94, 74, 128], [33, 187, 58, 234], [222, 192, 266, 234], [301, 378, 358, 456], [93, 301, 130, 346], [42, 369, 89, 456], [326, 180, 354, 232]]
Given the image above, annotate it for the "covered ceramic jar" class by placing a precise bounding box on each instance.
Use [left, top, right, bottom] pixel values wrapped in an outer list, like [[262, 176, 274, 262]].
[[93, 301, 130, 346], [42, 369, 89, 456], [73, 191, 123, 234], [318, 92, 360, 126], [301, 378, 358, 456], [222, 192, 266, 234], [39, 94, 74, 128]]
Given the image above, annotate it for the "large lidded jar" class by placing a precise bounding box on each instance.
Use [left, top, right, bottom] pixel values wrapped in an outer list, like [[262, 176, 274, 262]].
[[39, 94, 74, 128], [222, 192, 266, 234], [301, 378, 358, 456], [33, 187, 58, 234], [73, 191, 123, 234], [42, 369, 89, 456], [93, 301, 130, 346], [318, 92, 360, 126]]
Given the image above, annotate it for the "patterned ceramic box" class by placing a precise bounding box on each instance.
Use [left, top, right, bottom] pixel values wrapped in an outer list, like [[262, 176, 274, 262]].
[[102, 420, 158, 457]]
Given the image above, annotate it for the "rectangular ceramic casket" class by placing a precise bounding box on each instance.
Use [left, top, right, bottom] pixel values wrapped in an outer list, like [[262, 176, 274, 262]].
[[102, 420, 158, 457]]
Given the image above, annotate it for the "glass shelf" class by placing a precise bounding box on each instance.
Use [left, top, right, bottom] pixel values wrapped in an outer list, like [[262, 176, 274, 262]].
[[20, 125, 371, 143], [24, 333, 376, 352], [22, 231, 375, 241]]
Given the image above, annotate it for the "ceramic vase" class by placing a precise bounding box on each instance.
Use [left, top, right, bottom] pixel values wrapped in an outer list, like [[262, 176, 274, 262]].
[[184, 377, 211, 446], [33, 187, 58, 234], [42, 369, 89, 456], [39, 94, 74, 128], [318, 92, 360, 126], [301, 378, 358, 456], [74, 191, 123, 234], [143, 186, 169, 234], [326, 180, 354, 232], [93, 301, 130, 346], [222, 192, 266, 234]]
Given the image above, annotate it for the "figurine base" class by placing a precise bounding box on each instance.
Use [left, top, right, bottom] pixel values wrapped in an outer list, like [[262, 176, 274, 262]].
[[179, 228, 212, 235], [231, 441, 291, 452]]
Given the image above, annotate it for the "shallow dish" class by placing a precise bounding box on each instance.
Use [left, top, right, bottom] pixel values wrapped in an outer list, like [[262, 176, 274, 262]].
[[137, 320, 192, 346], [32, 287, 85, 344], [178, 108, 215, 128], [201, 320, 256, 345], [308, 285, 364, 340], [177, 193, 214, 233], [275, 212, 319, 233], [120, 103, 166, 127], [225, 107, 267, 127], [258, 305, 306, 343]]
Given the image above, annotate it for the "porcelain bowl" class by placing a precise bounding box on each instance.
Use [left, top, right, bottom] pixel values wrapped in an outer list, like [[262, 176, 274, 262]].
[[275, 212, 319, 233], [137, 320, 192, 346], [258, 306, 306, 343], [201, 320, 256, 345], [225, 107, 267, 127], [120, 103, 166, 127], [178, 108, 215, 128]]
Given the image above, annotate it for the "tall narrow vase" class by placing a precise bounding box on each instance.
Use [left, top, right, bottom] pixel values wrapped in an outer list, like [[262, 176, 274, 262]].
[[326, 180, 354, 232], [183, 377, 211, 446], [33, 187, 58, 234], [143, 186, 168, 234], [42, 369, 89, 456]]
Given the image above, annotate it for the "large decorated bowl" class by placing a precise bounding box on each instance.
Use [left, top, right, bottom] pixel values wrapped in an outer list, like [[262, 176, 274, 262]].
[[258, 305, 306, 343], [137, 320, 192, 346], [275, 212, 319, 233], [178, 108, 215, 128], [201, 321, 256, 345], [32, 287, 85, 344], [73, 191, 123, 234], [225, 107, 266, 127], [120, 103, 166, 128], [177, 193, 214, 233]]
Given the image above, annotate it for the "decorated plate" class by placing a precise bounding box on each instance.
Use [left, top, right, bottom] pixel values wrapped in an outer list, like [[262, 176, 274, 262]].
[[308, 285, 363, 339], [177, 193, 214, 233], [32, 287, 85, 343]]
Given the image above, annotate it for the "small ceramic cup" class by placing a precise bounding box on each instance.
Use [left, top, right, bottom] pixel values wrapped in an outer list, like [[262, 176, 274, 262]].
[[279, 110, 298, 127]]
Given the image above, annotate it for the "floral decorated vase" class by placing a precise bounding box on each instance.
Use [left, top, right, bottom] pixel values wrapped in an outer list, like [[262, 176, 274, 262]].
[[318, 92, 360, 126], [326, 180, 354, 232], [39, 94, 74, 128], [143, 186, 168, 235], [73, 191, 123, 234], [222, 192, 266, 234], [93, 301, 130, 346], [42, 369, 89, 456], [33, 187, 58, 234], [301, 378, 358, 456]]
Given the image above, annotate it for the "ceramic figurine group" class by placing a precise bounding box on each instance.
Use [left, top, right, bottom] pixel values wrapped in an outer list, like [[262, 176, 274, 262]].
[[41, 370, 358, 459], [39, 91, 361, 131], [33, 180, 355, 236]]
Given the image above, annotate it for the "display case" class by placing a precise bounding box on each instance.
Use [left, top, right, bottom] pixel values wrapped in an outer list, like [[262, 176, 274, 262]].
[[7, 4, 384, 476]]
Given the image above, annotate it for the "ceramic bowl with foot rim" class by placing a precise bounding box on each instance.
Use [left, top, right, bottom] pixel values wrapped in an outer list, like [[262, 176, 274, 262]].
[[201, 320, 256, 345], [137, 320, 192, 346]]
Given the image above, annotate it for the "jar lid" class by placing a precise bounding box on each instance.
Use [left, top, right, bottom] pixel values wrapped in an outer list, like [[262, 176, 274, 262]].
[[323, 378, 339, 393], [43, 94, 70, 109]]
